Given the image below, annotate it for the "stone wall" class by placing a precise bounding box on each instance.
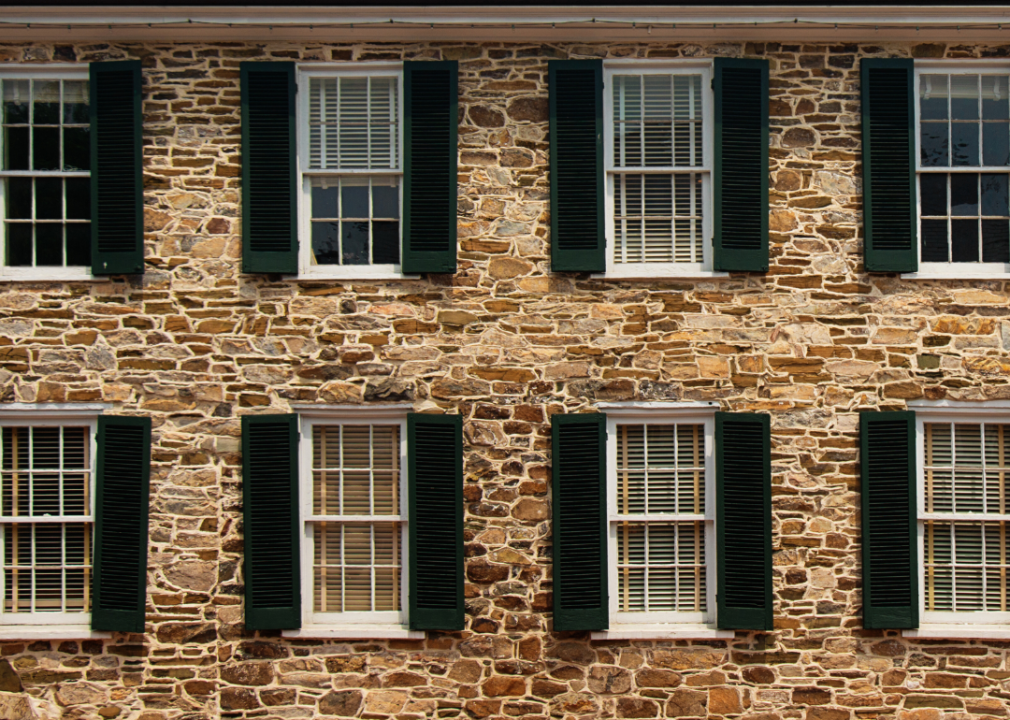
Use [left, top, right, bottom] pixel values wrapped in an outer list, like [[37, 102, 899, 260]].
[[1, 38, 1010, 720]]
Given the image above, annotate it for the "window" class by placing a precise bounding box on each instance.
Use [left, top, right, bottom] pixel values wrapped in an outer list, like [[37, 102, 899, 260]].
[[603, 62, 713, 277], [1, 419, 95, 632], [916, 66, 1010, 275], [298, 66, 403, 278], [919, 417, 1010, 626], [0, 68, 91, 279], [602, 409, 722, 635], [296, 413, 414, 635]]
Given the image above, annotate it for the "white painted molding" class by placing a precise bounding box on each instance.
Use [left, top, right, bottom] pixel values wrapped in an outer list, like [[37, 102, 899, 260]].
[[291, 403, 415, 414], [0, 627, 112, 640], [283, 627, 424, 640], [905, 626, 1010, 640], [592, 625, 734, 640], [597, 401, 718, 411], [2, 6, 1010, 42], [0, 403, 111, 413], [908, 400, 1010, 411]]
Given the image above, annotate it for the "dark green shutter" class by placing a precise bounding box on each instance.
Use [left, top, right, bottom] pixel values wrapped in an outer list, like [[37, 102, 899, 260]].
[[90, 61, 144, 276], [860, 411, 918, 629], [402, 61, 458, 274], [549, 60, 604, 273], [713, 58, 769, 273], [861, 59, 917, 273], [551, 413, 607, 631], [241, 62, 297, 274], [716, 412, 772, 630], [93, 415, 151, 632], [408, 413, 463, 630], [241, 414, 301, 630]]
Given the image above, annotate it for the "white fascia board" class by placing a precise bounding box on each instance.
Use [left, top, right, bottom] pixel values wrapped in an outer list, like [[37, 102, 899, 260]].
[[4, 6, 1010, 42]]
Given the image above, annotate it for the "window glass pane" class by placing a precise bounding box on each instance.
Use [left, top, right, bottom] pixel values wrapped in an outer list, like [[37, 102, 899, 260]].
[[34, 224, 63, 267], [950, 219, 979, 262], [981, 174, 1009, 216], [341, 180, 369, 219], [32, 80, 60, 124], [311, 179, 339, 219], [64, 224, 90, 267], [341, 221, 370, 265], [372, 222, 399, 265], [62, 80, 89, 124], [63, 127, 89, 172], [4, 126, 28, 171], [32, 126, 59, 171], [6, 224, 32, 266], [3, 79, 29, 124], [950, 174, 978, 216], [311, 221, 340, 265], [983, 123, 1009, 167], [950, 75, 980, 121], [65, 177, 90, 220], [372, 181, 399, 219], [7, 178, 32, 220], [982, 220, 1010, 263], [952, 123, 980, 167], [920, 74, 949, 120], [920, 124, 949, 167], [35, 177, 62, 221], [920, 174, 947, 216]]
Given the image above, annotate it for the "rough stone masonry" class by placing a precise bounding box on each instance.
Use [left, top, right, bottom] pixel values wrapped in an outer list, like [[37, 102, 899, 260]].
[[1, 37, 1010, 720]]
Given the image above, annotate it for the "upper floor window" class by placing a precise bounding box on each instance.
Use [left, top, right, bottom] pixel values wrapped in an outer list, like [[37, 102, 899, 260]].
[[0, 69, 92, 279], [603, 62, 713, 277], [298, 66, 403, 278], [916, 67, 1010, 274]]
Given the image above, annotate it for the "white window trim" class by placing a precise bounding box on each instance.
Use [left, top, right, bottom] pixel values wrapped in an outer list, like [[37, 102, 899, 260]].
[[285, 408, 422, 639], [295, 63, 419, 281], [904, 60, 1010, 280], [591, 403, 731, 640], [0, 65, 94, 282], [903, 407, 1010, 638], [595, 60, 725, 281], [0, 408, 104, 639]]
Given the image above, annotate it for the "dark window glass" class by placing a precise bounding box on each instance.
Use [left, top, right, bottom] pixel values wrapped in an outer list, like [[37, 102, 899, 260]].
[[950, 219, 979, 262], [35, 178, 62, 221], [5, 126, 28, 170], [341, 220, 369, 265], [7, 224, 32, 266], [32, 126, 59, 171], [982, 123, 1009, 167], [372, 184, 399, 219], [7, 178, 31, 219], [372, 221, 399, 264], [32, 81, 60, 124], [65, 178, 90, 220], [920, 174, 947, 216], [921, 219, 949, 262], [34, 224, 62, 266], [311, 221, 340, 265], [951, 124, 979, 167], [341, 184, 369, 219], [921, 124, 949, 167], [982, 220, 1010, 262], [65, 223, 91, 266], [981, 174, 1009, 216], [950, 174, 978, 216], [63, 127, 89, 172], [311, 183, 339, 219]]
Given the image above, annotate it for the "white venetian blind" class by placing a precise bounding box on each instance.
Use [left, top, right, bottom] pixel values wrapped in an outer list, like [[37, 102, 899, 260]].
[[1, 425, 91, 614], [311, 424, 401, 614], [308, 77, 399, 171], [611, 74, 706, 265], [924, 422, 1010, 612], [614, 423, 706, 613]]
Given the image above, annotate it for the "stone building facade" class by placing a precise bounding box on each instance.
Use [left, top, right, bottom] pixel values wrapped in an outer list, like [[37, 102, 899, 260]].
[[1, 15, 1010, 720]]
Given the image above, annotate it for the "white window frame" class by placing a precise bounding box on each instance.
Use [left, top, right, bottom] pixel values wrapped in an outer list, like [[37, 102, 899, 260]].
[[592, 403, 731, 640], [296, 63, 413, 281], [0, 64, 94, 282], [907, 61, 1010, 280], [284, 405, 421, 639], [906, 402, 1010, 639], [599, 60, 723, 280], [0, 405, 111, 640]]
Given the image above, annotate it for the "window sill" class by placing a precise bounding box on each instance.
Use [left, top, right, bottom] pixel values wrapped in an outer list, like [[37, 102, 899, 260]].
[[0, 626, 112, 640], [591, 271, 730, 281], [904, 625, 1010, 640], [297, 271, 423, 281], [591, 625, 734, 640], [902, 270, 1009, 280], [0, 269, 96, 282], [283, 626, 424, 640]]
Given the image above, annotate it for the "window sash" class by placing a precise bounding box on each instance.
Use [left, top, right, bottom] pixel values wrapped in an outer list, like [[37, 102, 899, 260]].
[[605, 411, 716, 626], [0, 421, 95, 622], [602, 63, 713, 274], [300, 416, 408, 628]]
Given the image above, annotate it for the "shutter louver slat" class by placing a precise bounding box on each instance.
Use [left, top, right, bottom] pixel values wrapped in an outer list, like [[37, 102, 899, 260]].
[[90, 61, 144, 275], [242, 415, 301, 629], [93, 416, 151, 632], [408, 414, 463, 631], [552, 414, 608, 631], [860, 411, 918, 629], [715, 412, 772, 630], [241, 63, 298, 274], [861, 59, 917, 272], [549, 60, 605, 272], [402, 61, 458, 274], [713, 58, 769, 272]]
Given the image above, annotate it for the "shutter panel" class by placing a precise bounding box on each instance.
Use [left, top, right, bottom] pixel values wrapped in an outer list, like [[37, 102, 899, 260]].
[[861, 59, 917, 273], [713, 58, 769, 273], [90, 61, 144, 276], [551, 413, 608, 631], [715, 412, 772, 630], [407, 413, 463, 630], [860, 411, 918, 629], [549, 60, 604, 273], [402, 61, 458, 274], [241, 62, 298, 274], [92, 415, 151, 632], [241, 414, 301, 630]]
